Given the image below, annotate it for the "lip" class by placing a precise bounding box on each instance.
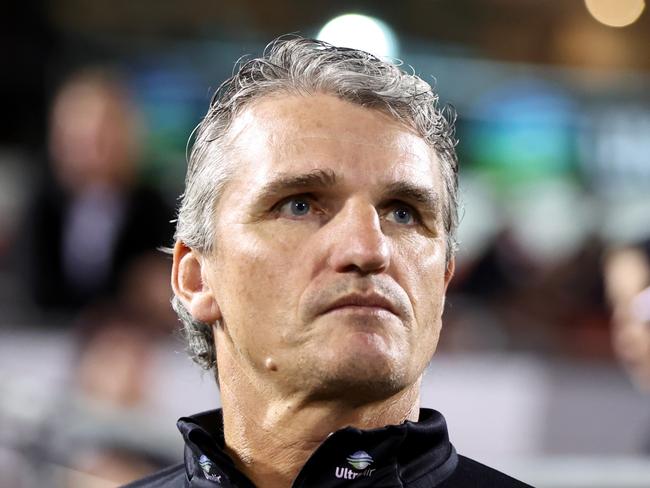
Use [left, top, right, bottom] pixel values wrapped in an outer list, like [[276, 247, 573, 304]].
[[321, 293, 399, 316]]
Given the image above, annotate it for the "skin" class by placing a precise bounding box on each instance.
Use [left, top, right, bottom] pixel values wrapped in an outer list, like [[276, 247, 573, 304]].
[[50, 79, 136, 191], [172, 93, 455, 488]]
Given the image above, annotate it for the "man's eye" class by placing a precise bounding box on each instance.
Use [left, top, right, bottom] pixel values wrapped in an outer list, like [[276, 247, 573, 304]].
[[278, 198, 312, 217], [386, 205, 416, 225]]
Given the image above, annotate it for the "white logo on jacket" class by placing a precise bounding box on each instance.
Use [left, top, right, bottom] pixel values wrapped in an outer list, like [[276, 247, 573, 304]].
[[335, 451, 376, 480]]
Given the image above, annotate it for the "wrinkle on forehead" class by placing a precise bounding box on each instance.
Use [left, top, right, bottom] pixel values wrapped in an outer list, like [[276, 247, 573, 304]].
[[226, 93, 432, 159], [270, 134, 432, 161], [222, 94, 442, 197]]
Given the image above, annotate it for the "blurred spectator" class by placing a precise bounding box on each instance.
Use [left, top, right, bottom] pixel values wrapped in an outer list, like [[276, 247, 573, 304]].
[[21, 68, 174, 314], [32, 305, 177, 487], [604, 238, 650, 391], [445, 227, 610, 358], [6, 67, 180, 486], [74, 305, 157, 407]]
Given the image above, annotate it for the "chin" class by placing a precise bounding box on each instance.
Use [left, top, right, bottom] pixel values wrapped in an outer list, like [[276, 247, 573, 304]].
[[295, 318, 432, 403], [304, 346, 415, 404], [310, 371, 411, 405]]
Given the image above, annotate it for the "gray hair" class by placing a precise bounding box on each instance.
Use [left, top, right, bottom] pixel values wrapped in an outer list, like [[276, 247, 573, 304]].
[[172, 35, 459, 372]]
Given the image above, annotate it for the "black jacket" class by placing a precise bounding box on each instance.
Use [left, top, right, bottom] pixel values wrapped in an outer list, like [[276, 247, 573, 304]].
[[124, 409, 532, 487]]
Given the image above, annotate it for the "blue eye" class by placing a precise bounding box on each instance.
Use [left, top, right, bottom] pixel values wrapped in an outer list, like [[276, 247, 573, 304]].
[[279, 198, 311, 216], [291, 199, 310, 215], [391, 206, 414, 225]]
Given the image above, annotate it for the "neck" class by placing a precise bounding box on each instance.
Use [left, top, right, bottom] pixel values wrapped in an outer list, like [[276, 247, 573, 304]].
[[219, 376, 421, 488]]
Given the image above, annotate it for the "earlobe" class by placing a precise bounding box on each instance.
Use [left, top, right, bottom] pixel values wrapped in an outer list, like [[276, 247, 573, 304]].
[[171, 241, 222, 324]]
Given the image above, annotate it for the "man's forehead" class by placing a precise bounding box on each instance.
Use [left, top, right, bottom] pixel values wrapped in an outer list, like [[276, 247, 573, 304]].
[[227, 93, 430, 153], [228, 95, 437, 169], [219, 93, 442, 197]]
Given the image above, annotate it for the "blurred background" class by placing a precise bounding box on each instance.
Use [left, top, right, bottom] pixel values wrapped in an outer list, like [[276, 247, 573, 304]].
[[1, 0, 649, 486]]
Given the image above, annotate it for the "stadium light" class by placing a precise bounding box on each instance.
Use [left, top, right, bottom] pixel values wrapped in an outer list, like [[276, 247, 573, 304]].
[[316, 14, 399, 59], [585, 0, 645, 27]]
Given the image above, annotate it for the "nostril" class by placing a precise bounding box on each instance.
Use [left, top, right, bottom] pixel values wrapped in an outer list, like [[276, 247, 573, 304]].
[[339, 262, 384, 276]]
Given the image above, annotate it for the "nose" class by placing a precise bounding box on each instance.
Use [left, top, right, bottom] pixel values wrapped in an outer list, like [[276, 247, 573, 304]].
[[326, 200, 391, 275]]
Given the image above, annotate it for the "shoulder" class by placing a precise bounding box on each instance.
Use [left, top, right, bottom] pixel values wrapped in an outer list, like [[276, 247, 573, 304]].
[[121, 463, 186, 488], [436, 455, 534, 488]]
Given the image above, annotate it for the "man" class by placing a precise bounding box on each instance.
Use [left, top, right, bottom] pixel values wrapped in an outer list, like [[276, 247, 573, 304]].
[[127, 36, 532, 487]]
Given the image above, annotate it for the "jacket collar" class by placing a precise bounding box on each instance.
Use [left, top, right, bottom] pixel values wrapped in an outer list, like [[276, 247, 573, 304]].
[[178, 408, 458, 487]]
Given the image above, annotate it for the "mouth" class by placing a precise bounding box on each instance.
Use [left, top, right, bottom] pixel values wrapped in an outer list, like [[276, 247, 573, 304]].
[[321, 293, 399, 317]]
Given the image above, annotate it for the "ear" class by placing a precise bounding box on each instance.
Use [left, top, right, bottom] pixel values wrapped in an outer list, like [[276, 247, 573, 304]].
[[444, 257, 455, 292], [437, 257, 456, 315], [171, 241, 222, 324], [445, 256, 456, 291]]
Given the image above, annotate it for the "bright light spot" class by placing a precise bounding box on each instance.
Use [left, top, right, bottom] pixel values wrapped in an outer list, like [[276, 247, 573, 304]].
[[585, 0, 645, 27], [317, 14, 399, 59]]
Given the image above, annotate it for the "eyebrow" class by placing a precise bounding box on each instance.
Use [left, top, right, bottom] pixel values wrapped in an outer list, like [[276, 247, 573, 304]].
[[252, 168, 440, 215], [381, 181, 440, 214], [254, 169, 339, 201]]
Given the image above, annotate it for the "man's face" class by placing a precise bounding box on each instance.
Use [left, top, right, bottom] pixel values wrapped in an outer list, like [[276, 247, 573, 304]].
[[202, 94, 453, 401]]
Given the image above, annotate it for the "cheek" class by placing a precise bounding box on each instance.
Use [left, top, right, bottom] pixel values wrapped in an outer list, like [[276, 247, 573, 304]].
[[214, 224, 311, 328], [395, 237, 448, 323]]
